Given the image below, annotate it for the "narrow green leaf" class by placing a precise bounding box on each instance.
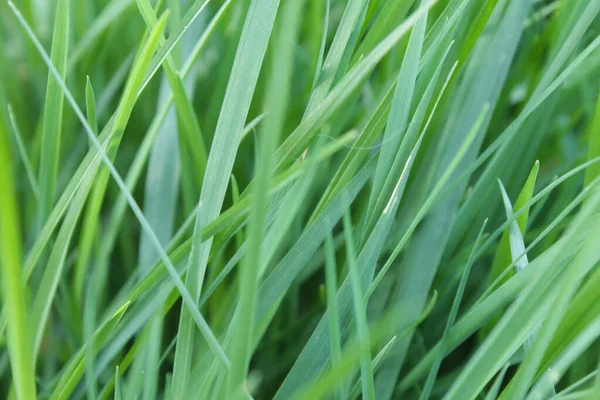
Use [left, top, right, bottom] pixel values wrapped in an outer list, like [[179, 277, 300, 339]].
[[487, 162, 539, 290], [584, 91, 600, 188], [343, 211, 375, 400], [0, 116, 36, 400], [324, 232, 345, 400], [85, 76, 98, 136], [484, 364, 509, 400], [37, 0, 69, 225], [368, 9, 426, 226], [7, 104, 38, 199]]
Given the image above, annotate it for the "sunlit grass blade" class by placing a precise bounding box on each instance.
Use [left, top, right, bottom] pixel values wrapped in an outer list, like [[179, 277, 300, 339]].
[[0, 119, 36, 400]]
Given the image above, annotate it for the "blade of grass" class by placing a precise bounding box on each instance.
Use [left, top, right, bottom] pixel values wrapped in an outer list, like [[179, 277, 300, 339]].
[[484, 363, 510, 400], [584, 91, 600, 189], [343, 211, 375, 400], [7, 104, 38, 199], [348, 336, 398, 400], [37, 0, 69, 227], [324, 232, 345, 400], [0, 119, 36, 400]]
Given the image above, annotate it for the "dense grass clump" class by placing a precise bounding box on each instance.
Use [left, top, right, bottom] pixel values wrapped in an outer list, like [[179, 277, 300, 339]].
[[1, 0, 600, 398]]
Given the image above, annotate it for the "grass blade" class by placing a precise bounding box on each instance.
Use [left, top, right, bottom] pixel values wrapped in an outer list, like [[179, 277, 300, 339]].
[[37, 0, 69, 226], [343, 211, 375, 400], [0, 117, 36, 400]]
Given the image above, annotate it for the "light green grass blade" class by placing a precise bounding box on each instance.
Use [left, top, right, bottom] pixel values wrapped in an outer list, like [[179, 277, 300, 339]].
[[343, 211, 375, 400], [227, 0, 305, 397], [85, 76, 98, 136], [170, 0, 282, 395], [0, 118, 36, 400], [487, 162, 539, 289], [7, 104, 38, 199], [584, 91, 600, 188], [421, 220, 488, 400], [37, 0, 69, 226], [115, 366, 121, 400]]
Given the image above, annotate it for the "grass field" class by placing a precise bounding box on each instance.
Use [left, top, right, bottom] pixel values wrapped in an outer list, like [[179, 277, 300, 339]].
[[0, 0, 599, 399]]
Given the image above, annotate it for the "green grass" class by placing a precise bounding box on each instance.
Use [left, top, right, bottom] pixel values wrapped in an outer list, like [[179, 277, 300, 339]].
[[0, 0, 599, 399]]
